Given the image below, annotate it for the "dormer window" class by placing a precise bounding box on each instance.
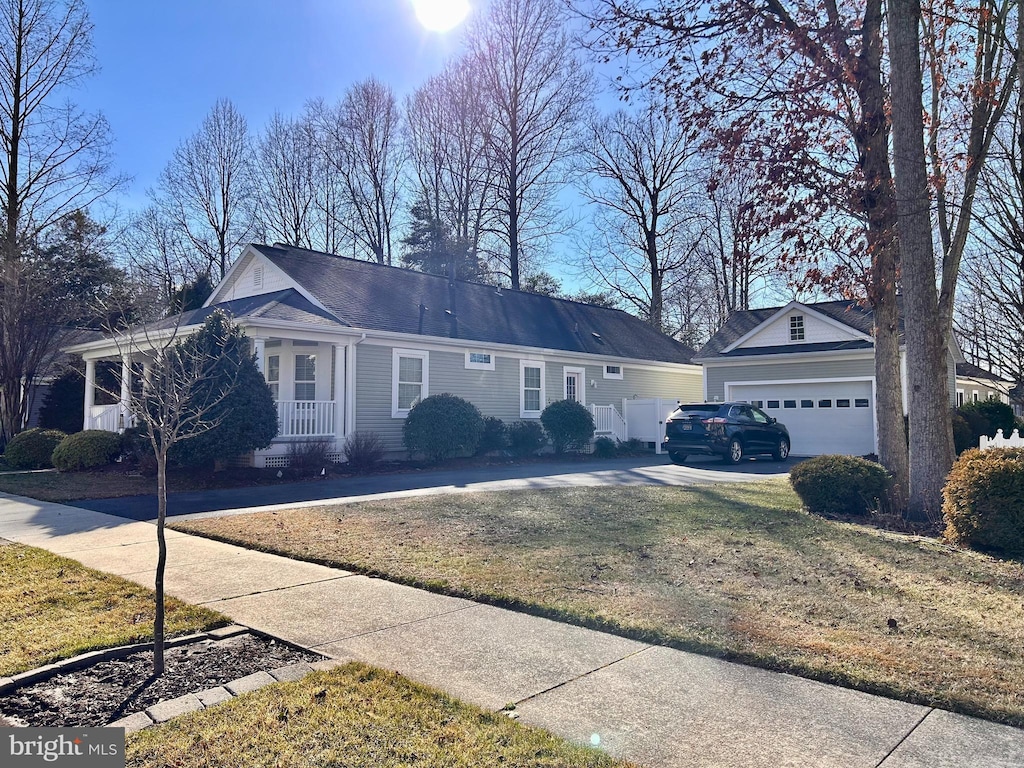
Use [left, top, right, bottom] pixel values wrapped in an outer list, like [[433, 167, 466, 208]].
[[790, 314, 805, 341]]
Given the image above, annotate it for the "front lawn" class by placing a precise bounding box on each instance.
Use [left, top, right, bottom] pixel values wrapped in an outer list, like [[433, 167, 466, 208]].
[[0, 544, 226, 676], [176, 480, 1024, 726], [127, 664, 629, 768]]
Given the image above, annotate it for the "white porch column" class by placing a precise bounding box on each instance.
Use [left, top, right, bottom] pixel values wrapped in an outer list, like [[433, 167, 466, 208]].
[[83, 359, 96, 431], [345, 342, 357, 437], [333, 343, 346, 437], [252, 337, 266, 375], [119, 359, 131, 432]]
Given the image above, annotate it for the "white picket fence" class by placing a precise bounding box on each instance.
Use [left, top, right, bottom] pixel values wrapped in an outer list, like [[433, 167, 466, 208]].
[[980, 429, 1024, 450]]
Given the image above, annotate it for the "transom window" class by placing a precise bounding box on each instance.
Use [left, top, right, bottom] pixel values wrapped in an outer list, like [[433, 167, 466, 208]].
[[603, 364, 623, 380], [465, 350, 495, 371], [392, 349, 429, 417], [790, 315, 805, 341], [294, 354, 316, 401]]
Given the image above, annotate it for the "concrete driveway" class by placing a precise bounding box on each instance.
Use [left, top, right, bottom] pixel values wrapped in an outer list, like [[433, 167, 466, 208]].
[[71, 454, 801, 521]]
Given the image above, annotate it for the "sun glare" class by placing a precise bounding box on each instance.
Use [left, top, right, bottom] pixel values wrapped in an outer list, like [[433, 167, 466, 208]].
[[411, 0, 470, 33]]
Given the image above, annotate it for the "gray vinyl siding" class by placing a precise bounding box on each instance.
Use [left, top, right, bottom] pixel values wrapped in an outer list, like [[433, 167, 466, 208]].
[[355, 341, 702, 453], [704, 357, 876, 401]]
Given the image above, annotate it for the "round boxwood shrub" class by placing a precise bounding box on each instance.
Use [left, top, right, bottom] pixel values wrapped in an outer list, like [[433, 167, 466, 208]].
[[592, 436, 617, 458], [507, 420, 546, 457], [789, 455, 890, 516], [403, 393, 484, 463], [540, 399, 595, 453], [3, 428, 67, 469], [943, 448, 1024, 556], [475, 416, 507, 456], [52, 430, 123, 472]]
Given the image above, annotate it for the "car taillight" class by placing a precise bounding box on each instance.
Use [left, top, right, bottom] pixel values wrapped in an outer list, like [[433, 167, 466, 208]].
[[701, 417, 727, 425]]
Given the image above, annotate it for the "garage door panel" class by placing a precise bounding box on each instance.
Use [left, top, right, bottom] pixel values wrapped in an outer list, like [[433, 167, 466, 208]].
[[728, 382, 875, 457]]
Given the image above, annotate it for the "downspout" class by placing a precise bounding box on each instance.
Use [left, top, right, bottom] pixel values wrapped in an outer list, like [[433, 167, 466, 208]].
[[345, 333, 367, 438]]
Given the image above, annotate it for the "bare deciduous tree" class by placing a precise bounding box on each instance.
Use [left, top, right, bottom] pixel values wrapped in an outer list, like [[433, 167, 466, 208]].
[[468, 0, 593, 288], [155, 98, 256, 280], [253, 112, 318, 250], [577, 102, 705, 332]]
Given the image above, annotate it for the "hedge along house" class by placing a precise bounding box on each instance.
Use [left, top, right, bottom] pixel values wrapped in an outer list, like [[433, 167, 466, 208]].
[[66, 244, 702, 466], [695, 299, 960, 457]]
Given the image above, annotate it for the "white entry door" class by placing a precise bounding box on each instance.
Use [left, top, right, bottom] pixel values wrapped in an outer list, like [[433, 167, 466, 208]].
[[564, 367, 585, 404]]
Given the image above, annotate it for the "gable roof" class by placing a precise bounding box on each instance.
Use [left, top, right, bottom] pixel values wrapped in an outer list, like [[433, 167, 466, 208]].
[[956, 361, 1014, 384], [215, 244, 696, 365], [697, 300, 879, 361]]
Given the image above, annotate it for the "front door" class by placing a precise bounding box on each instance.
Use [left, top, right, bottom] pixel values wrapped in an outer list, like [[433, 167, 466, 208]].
[[566, 372, 580, 402]]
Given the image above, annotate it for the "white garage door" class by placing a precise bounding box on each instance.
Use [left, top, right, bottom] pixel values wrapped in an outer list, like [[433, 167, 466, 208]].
[[728, 381, 876, 456]]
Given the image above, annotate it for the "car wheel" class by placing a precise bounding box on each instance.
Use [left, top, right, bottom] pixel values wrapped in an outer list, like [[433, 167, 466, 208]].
[[668, 451, 687, 465], [724, 438, 743, 464], [772, 438, 790, 461]]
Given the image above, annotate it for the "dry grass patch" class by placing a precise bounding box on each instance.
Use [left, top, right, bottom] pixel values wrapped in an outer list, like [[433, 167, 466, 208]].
[[127, 663, 630, 768], [0, 544, 226, 675], [177, 480, 1024, 725]]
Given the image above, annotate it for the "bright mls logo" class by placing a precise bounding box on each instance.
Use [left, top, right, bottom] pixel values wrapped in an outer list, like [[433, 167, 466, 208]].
[[2, 728, 124, 768]]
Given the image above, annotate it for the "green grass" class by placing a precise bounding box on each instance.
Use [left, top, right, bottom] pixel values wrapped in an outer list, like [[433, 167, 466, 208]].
[[175, 480, 1024, 726], [0, 544, 226, 676], [127, 664, 630, 768]]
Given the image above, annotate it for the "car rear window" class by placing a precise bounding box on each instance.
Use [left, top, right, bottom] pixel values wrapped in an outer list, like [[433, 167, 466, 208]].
[[672, 404, 722, 418]]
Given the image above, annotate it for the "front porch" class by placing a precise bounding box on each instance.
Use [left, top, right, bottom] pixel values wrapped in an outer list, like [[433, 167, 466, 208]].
[[82, 330, 360, 468]]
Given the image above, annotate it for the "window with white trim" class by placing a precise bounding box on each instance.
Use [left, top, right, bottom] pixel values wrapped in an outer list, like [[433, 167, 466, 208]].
[[266, 355, 280, 401], [956, 390, 964, 407], [392, 349, 429, 417], [972, 390, 980, 403], [465, 350, 495, 370], [520, 360, 545, 418], [790, 314, 805, 341], [603, 364, 623, 380], [294, 354, 316, 401]]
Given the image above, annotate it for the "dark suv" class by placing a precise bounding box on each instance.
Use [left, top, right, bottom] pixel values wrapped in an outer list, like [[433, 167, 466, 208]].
[[663, 402, 791, 464]]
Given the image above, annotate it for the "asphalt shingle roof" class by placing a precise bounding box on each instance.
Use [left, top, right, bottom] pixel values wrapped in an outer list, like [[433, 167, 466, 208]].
[[247, 244, 696, 364], [156, 289, 342, 332], [956, 361, 1013, 383]]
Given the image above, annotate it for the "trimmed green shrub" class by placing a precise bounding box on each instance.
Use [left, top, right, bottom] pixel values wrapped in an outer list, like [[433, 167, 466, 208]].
[[961, 399, 1016, 439], [951, 410, 975, 455], [789, 455, 890, 516], [403, 393, 484, 463], [343, 431, 385, 471], [4, 428, 67, 469], [593, 436, 617, 458], [540, 399, 595, 453], [507, 420, 546, 457], [52, 430, 122, 471], [475, 416, 507, 456], [943, 448, 1024, 556]]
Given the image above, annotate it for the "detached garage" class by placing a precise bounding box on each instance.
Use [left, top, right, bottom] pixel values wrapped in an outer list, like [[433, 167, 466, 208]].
[[696, 300, 956, 458]]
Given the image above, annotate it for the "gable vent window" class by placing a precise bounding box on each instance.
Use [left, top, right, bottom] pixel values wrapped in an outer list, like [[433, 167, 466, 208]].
[[253, 265, 264, 289], [790, 315, 805, 341]]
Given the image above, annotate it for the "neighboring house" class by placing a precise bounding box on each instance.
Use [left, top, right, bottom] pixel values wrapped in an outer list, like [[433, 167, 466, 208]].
[[695, 300, 960, 457], [65, 243, 702, 466], [954, 361, 1014, 408]]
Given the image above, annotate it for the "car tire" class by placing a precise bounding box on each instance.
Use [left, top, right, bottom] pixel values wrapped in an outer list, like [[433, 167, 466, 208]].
[[668, 451, 687, 465], [724, 438, 743, 464], [772, 438, 790, 462]]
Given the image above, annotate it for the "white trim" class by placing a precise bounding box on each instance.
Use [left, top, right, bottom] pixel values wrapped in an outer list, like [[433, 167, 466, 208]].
[[563, 366, 586, 406], [465, 350, 495, 371], [956, 389, 964, 407], [392, 348, 429, 419], [720, 301, 873, 353], [695, 350, 875, 366], [603, 364, 624, 380], [520, 360, 546, 418]]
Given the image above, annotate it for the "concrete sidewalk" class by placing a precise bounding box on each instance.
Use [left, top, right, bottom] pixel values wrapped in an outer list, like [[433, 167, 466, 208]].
[[2, 493, 1021, 768]]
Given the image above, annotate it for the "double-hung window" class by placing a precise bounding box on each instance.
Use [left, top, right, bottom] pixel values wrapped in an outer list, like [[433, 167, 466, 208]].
[[790, 314, 805, 341], [266, 355, 280, 400], [520, 360, 545, 418], [294, 354, 316, 400], [392, 349, 429, 417]]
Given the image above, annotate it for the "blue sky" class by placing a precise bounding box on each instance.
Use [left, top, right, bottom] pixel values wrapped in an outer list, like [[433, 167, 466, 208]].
[[78, 0, 472, 209]]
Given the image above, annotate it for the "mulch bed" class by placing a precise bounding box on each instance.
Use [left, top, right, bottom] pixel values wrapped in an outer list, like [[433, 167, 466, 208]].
[[0, 633, 322, 727]]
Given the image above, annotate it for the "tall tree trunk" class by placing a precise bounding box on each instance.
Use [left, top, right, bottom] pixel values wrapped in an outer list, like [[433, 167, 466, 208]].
[[887, 0, 955, 520]]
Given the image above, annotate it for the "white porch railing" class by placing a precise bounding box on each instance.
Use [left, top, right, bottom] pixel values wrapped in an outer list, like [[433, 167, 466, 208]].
[[277, 400, 335, 438], [980, 429, 1024, 450], [589, 404, 628, 443], [88, 405, 132, 432]]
